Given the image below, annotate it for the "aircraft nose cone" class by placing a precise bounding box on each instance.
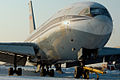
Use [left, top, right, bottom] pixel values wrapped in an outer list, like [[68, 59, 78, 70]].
[[88, 15, 113, 35], [70, 15, 113, 36]]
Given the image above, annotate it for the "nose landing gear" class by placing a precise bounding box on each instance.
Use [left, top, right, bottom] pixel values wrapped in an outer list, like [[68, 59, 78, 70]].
[[74, 48, 105, 79], [74, 66, 105, 79]]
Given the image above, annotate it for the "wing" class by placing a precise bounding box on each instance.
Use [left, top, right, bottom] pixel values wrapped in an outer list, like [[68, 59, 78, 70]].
[[84, 47, 120, 65], [98, 47, 120, 63], [99, 47, 120, 56], [0, 42, 39, 66]]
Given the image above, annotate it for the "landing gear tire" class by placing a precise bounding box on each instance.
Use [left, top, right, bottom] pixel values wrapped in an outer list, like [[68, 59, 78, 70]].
[[49, 69, 54, 77], [82, 70, 89, 79], [74, 67, 81, 78], [17, 68, 22, 76], [55, 64, 63, 74], [40, 69, 46, 76], [8, 68, 14, 76]]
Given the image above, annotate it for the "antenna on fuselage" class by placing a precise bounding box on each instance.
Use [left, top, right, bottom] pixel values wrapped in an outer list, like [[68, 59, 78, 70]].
[[29, 0, 36, 34]]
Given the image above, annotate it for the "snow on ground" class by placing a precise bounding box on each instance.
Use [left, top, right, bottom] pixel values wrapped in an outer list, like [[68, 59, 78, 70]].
[[0, 65, 119, 80]]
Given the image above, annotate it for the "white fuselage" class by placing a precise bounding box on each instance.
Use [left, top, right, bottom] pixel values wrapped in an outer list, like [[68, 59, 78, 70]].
[[26, 2, 113, 62]]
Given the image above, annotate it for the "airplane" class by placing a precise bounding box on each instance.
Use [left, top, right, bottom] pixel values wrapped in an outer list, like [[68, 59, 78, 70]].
[[0, 0, 120, 79]]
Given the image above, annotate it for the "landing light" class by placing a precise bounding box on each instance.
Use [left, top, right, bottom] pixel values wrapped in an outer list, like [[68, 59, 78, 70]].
[[63, 20, 70, 25]]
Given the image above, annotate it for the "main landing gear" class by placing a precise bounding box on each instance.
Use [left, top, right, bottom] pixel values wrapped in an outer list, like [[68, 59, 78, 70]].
[[8, 54, 22, 76], [55, 64, 63, 74], [38, 65, 54, 77], [38, 64, 64, 77], [37, 63, 63, 77], [8, 67, 22, 76]]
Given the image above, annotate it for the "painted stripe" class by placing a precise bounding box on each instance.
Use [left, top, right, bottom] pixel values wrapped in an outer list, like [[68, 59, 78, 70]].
[[25, 15, 91, 41]]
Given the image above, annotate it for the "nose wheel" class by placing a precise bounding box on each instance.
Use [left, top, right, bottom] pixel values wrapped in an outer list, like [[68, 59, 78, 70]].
[[8, 68, 14, 75], [49, 69, 54, 77], [74, 66, 105, 79]]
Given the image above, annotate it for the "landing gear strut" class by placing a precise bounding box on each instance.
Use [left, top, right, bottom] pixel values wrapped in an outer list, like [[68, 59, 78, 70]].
[[8, 54, 22, 76]]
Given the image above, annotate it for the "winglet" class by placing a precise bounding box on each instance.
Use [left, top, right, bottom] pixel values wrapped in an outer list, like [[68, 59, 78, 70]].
[[29, 0, 36, 34]]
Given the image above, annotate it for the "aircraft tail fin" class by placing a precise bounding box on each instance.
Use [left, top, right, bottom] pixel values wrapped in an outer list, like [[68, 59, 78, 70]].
[[29, 0, 36, 34]]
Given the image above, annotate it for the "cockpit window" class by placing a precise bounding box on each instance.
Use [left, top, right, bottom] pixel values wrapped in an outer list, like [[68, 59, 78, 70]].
[[79, 7, 111, 18], [90, 8, 111, 18]]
